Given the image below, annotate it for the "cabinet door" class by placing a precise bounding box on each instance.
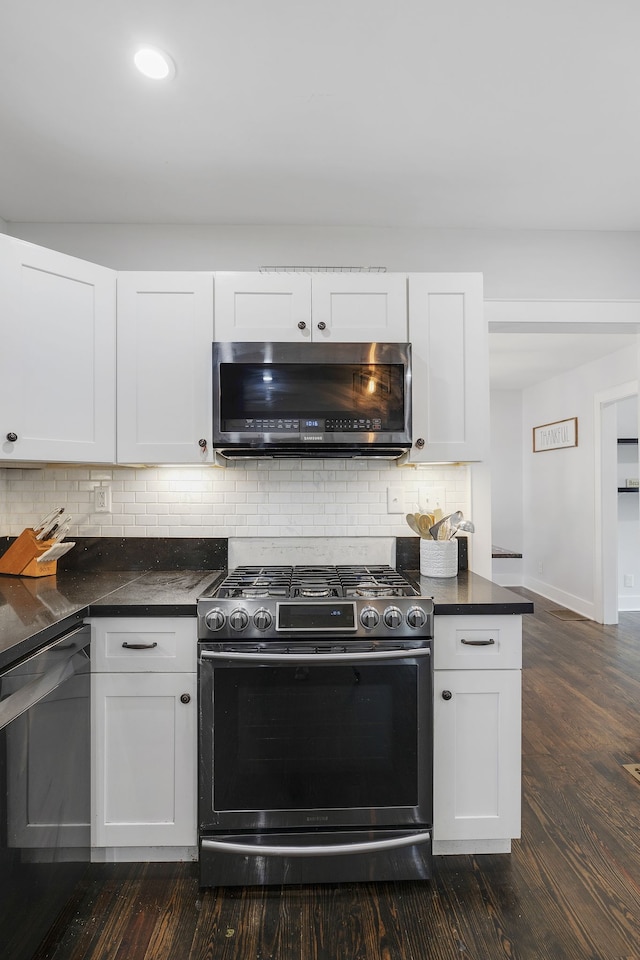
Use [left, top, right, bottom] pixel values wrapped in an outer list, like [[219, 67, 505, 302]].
[[310, 273, 407, 342], [214, 272, 311, 341], [434, 669, 521, 841], [92, 671, 197, 847], [407, 273, 489, 463], [0, 236, 116, 462], [117, 272, 214, 463]]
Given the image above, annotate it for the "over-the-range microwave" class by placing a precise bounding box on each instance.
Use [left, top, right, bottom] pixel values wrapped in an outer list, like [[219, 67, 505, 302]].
[[212, 341, 412, 459]]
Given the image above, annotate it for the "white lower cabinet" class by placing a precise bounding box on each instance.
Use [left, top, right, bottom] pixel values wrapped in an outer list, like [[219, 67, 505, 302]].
[[90, 618, 197, 857], [433, 616, 522, 854]]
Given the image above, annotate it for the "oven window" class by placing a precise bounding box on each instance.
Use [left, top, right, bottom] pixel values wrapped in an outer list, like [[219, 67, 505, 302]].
[[212, 662, 419, 812]]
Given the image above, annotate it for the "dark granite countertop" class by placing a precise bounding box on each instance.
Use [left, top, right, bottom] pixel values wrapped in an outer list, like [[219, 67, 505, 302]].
[[407, 569, 534, 616], [491, 545, 524, 559], [0, 571, 140, 671], [1, 563, 531, 674], [87, 569, 224, 616], [0, 569, 223, 672]]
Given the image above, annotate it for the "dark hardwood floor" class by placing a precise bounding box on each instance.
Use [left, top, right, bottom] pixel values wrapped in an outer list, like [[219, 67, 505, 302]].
[[37, 592, 640, 960]]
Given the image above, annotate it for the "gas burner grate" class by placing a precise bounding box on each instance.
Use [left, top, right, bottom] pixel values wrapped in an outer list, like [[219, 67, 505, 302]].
[[209, 564, 418, 600], [290, 566, 343, 598], [214, 565, 293, 599], [337, 565, 418, 598]]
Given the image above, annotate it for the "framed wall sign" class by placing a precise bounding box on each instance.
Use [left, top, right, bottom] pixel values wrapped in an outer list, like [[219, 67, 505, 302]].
[[533, 417, 578, 453]]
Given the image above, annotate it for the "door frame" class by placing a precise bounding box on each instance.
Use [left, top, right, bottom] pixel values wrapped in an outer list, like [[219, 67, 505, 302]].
[[593, 379, 638, 624]]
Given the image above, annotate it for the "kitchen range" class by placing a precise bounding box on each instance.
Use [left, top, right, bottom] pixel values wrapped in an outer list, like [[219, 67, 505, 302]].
[[197, 563, 433, 886]]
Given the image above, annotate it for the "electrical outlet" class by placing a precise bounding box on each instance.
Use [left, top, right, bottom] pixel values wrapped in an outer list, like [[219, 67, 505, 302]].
[[94, 484, 112, 513], [420, 486, 446, 512], [387, 487, 404, 514], [537, 561, 544, 574], [624, 573, 635, 588]]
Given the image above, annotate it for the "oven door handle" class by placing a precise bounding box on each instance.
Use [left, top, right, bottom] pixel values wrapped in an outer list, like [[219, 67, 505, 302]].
[[201, 830, 431, 859], [200, 647, 431, 664]]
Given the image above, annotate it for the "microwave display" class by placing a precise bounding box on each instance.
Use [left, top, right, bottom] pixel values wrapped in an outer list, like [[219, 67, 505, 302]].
[[218, 362, 405, 432]]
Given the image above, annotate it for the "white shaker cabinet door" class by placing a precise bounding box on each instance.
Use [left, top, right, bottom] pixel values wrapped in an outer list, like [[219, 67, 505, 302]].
[[310, 273, 408, 342], [92, 671, 197, 848], [0, 235, 116, 462], [214, 272, 312, 341], [213, 272, 408, 342], [117, 272, 214, 463], [407, 273, 488, 463], [433, 668, 521, 843]]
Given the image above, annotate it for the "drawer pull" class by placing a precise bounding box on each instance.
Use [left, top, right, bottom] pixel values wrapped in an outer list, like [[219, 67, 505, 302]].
[[121, 641, 159, 650], [460, 638, 495, 646]]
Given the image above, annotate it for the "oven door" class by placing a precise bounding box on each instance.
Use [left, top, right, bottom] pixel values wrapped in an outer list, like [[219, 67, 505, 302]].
[[198, 644, 432, 833]]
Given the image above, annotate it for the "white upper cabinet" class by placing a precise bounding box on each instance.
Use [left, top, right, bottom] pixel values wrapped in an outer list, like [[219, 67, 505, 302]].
[[311, 273, 408, 342], [407, 273, 489, 463], [0, 236, 116, 463], [116, 272, 214, 463], [214, 272, 311, 341], [214, 272, 408, 342]]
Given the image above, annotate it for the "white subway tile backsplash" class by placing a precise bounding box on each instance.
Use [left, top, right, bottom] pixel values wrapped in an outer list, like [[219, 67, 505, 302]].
[[0, 461, 470, 538]]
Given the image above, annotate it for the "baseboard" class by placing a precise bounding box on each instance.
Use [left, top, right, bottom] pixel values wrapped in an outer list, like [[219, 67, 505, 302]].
[[618, 595, 640, 611], [91, 845, 198, 863], [522, 576, 594, 619], [433, 839, 512, 855]]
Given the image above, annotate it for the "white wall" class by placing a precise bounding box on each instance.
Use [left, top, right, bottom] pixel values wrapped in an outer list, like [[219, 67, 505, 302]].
[[522, 344, 637, 617], [0, 460, 469, 542], [617, 397, 640, 610], [8, 223, 640, 299]]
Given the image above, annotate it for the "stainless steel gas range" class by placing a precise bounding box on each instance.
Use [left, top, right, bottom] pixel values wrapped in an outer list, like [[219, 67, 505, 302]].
[[197, 564, 434, 886]]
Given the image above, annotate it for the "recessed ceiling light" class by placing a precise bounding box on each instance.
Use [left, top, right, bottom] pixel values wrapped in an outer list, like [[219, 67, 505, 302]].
[[134, 47, 176, 80]]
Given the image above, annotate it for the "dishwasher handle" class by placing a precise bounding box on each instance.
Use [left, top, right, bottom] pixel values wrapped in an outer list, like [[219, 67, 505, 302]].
[[0, 625, 89, 731]]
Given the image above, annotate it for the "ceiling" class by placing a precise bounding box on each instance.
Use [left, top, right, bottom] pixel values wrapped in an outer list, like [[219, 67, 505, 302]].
[[489, 331, 638, 390], [2, 0, 640, 229], [1, 1, 639, 391]]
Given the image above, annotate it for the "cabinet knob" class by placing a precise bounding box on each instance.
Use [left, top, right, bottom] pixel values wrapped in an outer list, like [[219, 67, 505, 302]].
[[441, 690, 453, 701], [180, 693, 191, 704], [6, 432, 18, 442], [415, 438, 425, 450], [317, 321, 327, 331], [198, 438, 207, 450], [297, 320, 307, 330]]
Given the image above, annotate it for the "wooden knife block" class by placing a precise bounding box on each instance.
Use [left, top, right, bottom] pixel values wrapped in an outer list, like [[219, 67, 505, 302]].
[[0, 528, 58, 577]]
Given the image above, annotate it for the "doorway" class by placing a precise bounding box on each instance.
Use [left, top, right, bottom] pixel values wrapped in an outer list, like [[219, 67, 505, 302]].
[[594, 382, 639, 624]]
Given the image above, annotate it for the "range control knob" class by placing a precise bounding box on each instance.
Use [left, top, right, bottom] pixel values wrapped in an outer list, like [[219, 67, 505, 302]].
[[229, 608, 249, 631], [253, 608, 273, 631], [360, 606, 380, 630], [204, 608, 226, 632], [407, 605, 428, 629], [383, 605, 403, 629]]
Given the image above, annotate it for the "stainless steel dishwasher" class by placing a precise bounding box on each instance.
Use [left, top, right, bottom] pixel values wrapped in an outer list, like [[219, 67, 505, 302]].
[[0, 624, 91, 960]]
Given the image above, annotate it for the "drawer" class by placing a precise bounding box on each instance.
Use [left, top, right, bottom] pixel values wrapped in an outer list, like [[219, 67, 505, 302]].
[[434, 615, 522, 671], [90, 618, 197, 672]]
